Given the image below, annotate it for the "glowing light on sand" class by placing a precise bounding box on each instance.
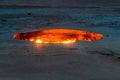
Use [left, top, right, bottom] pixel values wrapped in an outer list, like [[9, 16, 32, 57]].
[[13, 29, 103, 44]]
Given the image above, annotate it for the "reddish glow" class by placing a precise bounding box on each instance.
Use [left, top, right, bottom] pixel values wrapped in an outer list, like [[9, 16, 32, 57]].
[[13, 29, 103, 44], [30, 38, 34, 42]]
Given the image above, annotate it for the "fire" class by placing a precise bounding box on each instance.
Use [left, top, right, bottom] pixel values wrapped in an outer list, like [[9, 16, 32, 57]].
[[13, 29, 103, 44], [30, 38, 34, 42], [35, 39, 42, 43]]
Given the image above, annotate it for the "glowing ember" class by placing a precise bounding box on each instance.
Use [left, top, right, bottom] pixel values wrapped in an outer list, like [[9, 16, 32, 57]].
[[13, 29, 103, 44]]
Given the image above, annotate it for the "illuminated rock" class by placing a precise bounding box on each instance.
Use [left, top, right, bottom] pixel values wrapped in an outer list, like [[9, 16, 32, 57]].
[[14, 29, 103, 44]]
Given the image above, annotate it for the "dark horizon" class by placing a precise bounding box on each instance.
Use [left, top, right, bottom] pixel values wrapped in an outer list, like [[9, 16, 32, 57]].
[[0, 0, 120, 7]]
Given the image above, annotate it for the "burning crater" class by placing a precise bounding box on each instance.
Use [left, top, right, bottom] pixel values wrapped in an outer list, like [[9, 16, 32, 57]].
[[13, 29, 103, 44]]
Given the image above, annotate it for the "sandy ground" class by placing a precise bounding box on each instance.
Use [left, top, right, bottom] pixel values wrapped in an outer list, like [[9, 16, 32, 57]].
[[0, 5, 120, 80]]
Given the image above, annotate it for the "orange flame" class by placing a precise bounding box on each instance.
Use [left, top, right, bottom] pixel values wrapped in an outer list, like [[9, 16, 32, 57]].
[[13, 29, 103, 44]]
